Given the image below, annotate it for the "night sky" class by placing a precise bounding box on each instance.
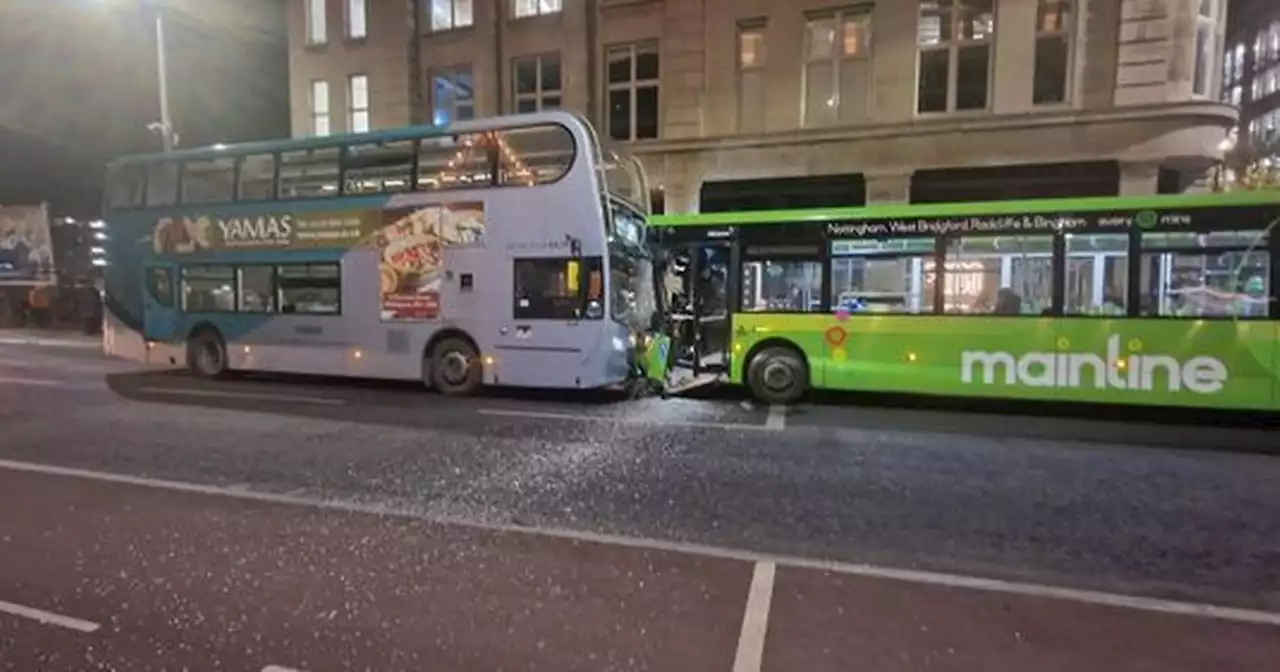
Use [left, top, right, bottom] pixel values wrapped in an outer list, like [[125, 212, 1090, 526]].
[[0, 0, 289, 218]]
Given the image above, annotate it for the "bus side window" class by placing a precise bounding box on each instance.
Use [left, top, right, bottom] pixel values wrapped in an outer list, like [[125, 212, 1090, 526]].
[[279, 147, 340, 199], [238, 154, 276, 201], [513, 257, 603, 320], [182, 157, 236, 205], [417, 133, 492, 190], [146, 162, 179, 207], [145, 267, 174, 307], [106, 165, 146, 210]]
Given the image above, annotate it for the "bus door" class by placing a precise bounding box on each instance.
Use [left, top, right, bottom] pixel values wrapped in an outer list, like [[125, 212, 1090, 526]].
[[141, 263, 181, 342], [662, 240, 732, 394]]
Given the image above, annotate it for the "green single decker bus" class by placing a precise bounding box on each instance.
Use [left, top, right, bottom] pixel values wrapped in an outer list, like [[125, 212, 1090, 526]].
[[648, 191, 1280, 411]]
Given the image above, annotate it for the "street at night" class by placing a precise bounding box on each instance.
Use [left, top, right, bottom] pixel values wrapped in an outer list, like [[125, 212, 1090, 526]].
[[1, 337, 1278, 671]]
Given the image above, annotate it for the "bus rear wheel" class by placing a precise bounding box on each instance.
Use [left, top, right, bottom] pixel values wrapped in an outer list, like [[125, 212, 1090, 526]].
[[187, 329, 229, 379], [431, 337, 482, 396], [746, 347, 808, 405]]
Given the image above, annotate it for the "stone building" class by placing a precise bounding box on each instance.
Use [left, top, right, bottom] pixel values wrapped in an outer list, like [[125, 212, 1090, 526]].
[[286, 0, 1237, 211]]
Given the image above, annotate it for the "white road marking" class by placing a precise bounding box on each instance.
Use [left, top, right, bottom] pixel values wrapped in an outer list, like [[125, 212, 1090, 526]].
[[478, 408, 777, 432], [732, 561, 777, 672], [0, 599, 100, 633], [0, 337, 98, 350], [2, 457, 1279, 628], [262, 666, 307, 672], [765, 405, 787, 430], [134, 387, 347, 406], [0, 376, 66, 387]]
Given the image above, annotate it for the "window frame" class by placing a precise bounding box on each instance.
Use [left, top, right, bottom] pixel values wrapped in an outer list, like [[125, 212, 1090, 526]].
[[801, 9, 873, 127], [430, 65, 476, 125], [305, 0, 327, 46], [512, 0, 562, 19], [1191, 0, 1218, 98], [1032, 0, 1074, 106], [345, 0, 368, 40], [916, 0, 997, 115], [736, 20, 767, 133], [512, 53, 563, 113], [348, 73, 370, 133], [311, 79, 331, 137], [605, 41, 661, 142], [428, 0, 474, 32]]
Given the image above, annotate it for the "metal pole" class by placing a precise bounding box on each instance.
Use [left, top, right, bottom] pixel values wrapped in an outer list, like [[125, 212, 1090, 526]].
[[155, 9, 174, 152]]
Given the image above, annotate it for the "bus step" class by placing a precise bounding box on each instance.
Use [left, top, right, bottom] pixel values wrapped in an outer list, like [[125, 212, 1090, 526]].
[[665, 372, 720, 396]]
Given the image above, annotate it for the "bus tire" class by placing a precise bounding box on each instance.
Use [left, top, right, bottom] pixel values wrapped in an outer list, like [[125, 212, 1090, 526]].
[[431, 336, 481, 396], [187, 328, 229, 379], [746, 346, 808, 405]]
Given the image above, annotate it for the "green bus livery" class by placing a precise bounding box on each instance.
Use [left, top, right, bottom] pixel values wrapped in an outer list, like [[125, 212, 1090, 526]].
[[648, 192, 1280, 410]]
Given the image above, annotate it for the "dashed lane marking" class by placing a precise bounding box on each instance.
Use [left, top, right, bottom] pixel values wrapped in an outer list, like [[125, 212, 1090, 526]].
[[1, 458, 1278, 628], [732, 561, 777, 672], [765, 405, 787, 430], [477, 407, 780, 432], [0, 599, 101, 633], [133, 386, 347, 406]]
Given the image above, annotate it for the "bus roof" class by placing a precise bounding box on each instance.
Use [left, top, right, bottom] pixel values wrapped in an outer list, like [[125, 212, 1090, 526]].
[[106, 110, 594, 168], [648, 190, 1280, 227]]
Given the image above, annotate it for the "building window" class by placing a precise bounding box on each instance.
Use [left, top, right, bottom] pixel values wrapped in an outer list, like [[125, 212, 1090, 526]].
[[738, 22, 766, 133], [346, 0, 367, 39], [606, 42, 660, 141], [348, 74, 370, 133], [802, 10, 872, 127], [513, 54, 562, 113], [917, 0, 995, 114], [432, 67, 474, 124], [1192, 0, 1216, 97], [1260, 22, 1280, 71], [1033, 0, 1071, 105], [310, 79, 330, 137], [305, 0, 326, 45], [430, 0, 473, 31], [513, 0, 561, 18]]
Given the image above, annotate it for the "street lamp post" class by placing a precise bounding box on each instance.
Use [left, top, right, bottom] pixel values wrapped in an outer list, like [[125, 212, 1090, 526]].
[[107, 0, 176, 151], [151, 6, 175, 152]]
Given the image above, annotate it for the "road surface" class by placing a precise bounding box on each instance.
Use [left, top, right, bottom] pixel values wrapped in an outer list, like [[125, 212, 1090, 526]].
[[0, 336, 1277, 670]]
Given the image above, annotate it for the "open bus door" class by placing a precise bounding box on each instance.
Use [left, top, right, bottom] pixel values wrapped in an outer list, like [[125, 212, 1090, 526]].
[[654, 239, 733, 396]]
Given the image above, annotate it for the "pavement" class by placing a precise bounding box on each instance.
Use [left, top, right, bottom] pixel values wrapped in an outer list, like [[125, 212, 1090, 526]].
[[1, 334, 1279, 670]]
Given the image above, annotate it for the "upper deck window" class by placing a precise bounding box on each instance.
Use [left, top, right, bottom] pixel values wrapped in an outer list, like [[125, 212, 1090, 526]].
[[182, 157, 236, 205], [345, 141, 414, 194], [145, 162, 179, 207], [416, 123, 575, 190], [279, 146, 341, 199], [106, 164, 146, 209]]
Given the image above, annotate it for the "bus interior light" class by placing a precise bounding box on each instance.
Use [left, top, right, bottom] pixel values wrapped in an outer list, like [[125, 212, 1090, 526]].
[[353, 349, 363, 359]]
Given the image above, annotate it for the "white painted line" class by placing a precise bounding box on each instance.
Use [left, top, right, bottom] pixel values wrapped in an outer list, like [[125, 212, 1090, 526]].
[[478, 408, 775, 432], [2, 457, 1279, 628], [0, 599, 100, 633], [262, 666, 307, 672], [134, 386, 347, 406], [765, 405, 787, 430], [732, 561, 776, 672], [0, 376, 66, 387], [0, 337, 98, 349]]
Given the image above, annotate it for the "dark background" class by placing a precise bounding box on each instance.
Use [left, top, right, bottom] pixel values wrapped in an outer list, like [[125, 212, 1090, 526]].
[[0, 0, 288, 218]]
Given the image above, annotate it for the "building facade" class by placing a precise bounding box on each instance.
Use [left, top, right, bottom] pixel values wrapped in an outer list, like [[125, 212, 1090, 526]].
[[287, 0, 1237, 212], [1222, 0, 1279, 160]]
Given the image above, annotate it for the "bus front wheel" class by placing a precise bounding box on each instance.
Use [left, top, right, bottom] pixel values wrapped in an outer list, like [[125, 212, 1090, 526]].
[[187, 329, 229, 379], [746, 347, 808, 405], [431, 337, 481, 396]]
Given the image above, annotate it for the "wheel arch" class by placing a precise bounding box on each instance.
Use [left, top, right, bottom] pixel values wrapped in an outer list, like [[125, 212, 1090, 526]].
[[742, 337, 810, 381]]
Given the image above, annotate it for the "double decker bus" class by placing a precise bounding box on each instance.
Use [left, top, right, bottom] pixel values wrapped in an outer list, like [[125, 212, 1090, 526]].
[[99, 111, 660, 395], [650, 192, 1280, 411]]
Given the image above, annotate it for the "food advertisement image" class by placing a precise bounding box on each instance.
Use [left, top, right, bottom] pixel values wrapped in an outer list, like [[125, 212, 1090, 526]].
[[371, 202, 485, 322]]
